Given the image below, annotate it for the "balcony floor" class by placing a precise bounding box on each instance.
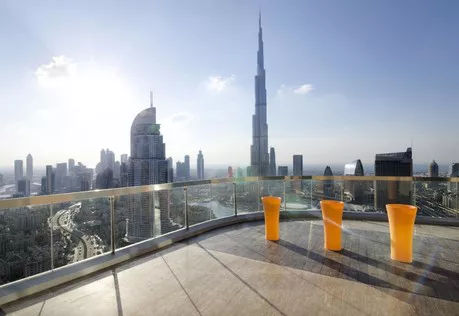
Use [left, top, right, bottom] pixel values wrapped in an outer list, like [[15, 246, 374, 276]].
[[3, 219, 459, 316]]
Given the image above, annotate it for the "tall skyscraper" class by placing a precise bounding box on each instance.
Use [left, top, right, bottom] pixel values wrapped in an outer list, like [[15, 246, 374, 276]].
[[197, 150, 204, 180], [250, 13, 269, 177], [448, 163, 459, 192], [293, 155, 303, 176], [344, 159, 365, 204], [167, 157, 174, 183], [17, 179, 31, 197], [269, 147, 276, 176], [68, 159, 75, 172], [428, 160, 439, 177], [228, 166, 233, 178], [55, 163, 68, 191], [127, 93, 169, 242], [14, 160, 24, 192], [278, 166, 288, 176], [26, 154, 33, 181], [121, 154, 128, 164], [323, 166, 334, 200], [184, 155, 190, 180], [293, 155, 303, 190], [374, 147, 413, 211], [42, 165, 55, 195]]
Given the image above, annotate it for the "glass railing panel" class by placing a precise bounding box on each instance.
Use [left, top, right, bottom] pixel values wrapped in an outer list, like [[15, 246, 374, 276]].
[[0, 204, 52, 285], [235, 179, 260, 214], [207, 182, 234, 218], [259, 179, 284, 210], [414, 180, 458, 218], [115, 188, 185, 248], [340, 179, 377, 213], [187, 184, 217, 226], [52, 198, 111, 268], [284, 179, 310, 211]]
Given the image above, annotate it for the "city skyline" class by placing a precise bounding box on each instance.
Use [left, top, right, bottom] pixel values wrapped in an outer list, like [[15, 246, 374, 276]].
[[1, 1, 458, 167]]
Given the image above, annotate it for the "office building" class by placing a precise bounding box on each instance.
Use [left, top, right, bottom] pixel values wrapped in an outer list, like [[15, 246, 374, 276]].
[[448, 163, 459, 192], [17, 179, 31, 197], [236, 167, 244, 178], [42, 165, 55, 195], [121, 154, 128, 164], [374, 147, 413, 211], [250, 13, 269, 177], [323, 166, 334, 200], [344, 159, 365, 204], [278, 166, 288, 176], [167, 157, 173, 183], [68, 159, 75, 173], [96, 168, 114, 189], [293, 155, 303, 190], [55, 163, 67, 192], [197, 150, 204, 180], [228, 166, 233, 178], [14, 160, 24, 192], [269, 147, 276, 176], [428, 160, 439, 177], [26, 154, 33, 181], [120, 162, 129, 187], [126, 93, 169, 242], [184, 155, 190, 180]]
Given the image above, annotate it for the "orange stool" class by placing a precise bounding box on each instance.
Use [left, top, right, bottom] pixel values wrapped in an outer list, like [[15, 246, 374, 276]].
[[261, 196, 282, 241], [320, 200, 344, 251], [386, 204, 418, 263]]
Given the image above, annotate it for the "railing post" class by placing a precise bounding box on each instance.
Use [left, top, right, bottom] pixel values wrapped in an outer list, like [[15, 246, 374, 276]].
[[184, 187, 189, 229], [233, 182, 237, 216], [50, 203, 54, 270], [310, 179, 313, 209], [110, 196, 115, 254], [283, 179, 287, 211], [257, 179, 261, 212]]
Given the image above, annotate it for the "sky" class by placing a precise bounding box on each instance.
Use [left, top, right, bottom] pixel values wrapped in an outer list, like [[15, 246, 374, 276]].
[[0, 0, 458, 170]]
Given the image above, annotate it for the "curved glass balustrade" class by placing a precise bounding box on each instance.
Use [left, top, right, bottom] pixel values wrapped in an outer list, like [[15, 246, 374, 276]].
[[0, 175, 458, 286]]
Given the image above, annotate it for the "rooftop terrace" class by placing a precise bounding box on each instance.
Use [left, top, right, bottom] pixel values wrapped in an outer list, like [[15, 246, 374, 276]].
[[2, 219, 459, 316]]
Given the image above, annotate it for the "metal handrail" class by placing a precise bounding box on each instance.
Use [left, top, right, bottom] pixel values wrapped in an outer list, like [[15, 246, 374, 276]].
[[0, 175, 458, 210]]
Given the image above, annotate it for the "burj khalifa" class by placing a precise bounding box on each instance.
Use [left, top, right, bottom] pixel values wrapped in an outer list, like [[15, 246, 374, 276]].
[[250, 13, 269, 177]]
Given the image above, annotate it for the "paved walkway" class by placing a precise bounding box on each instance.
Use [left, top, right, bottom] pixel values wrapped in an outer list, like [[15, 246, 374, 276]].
[[3, 220, 459, 315]]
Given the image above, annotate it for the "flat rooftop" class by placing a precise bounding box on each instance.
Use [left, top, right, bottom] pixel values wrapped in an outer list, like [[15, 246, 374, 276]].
[[2, 219, 459, 316]]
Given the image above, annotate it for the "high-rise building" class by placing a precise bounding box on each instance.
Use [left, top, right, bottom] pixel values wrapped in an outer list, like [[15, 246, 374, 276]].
[[197, 150, 204, 180], [17, 179, 31, 197], [126, 93, 169, 242], [428, 160, 439, 177], [344, 159, 365, 204], [269, 147, 276, 176], [96, 168, 114, 189], [448, 163, 459, 192], [237, 167, 244, 178], [228, 166, 233, 178], [374, 147, 413, 211], [121, 154, 128, 164], [293, 155, 303, 176], [167, 157, 174, 183], [278, 166, 288, 176], [42, 165, 55, 195], [113, 161, 121, 179], [323, 166, 334, 200], [184, 155, 190, 180], [120, 162, 129, 187], [250, 13, 269, 177], [68, 159, 75, 173], [26, 154, 33, 181], [14, 160, 24, 192], [106, 149, 115, 172], [55, 163, 68, 191], [293, 155, 303, 190]]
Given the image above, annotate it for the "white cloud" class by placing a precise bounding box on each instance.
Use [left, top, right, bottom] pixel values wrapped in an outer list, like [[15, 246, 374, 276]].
[[35, 55, 77, 88], [166, 112, 194, 125], [205, 75, 235, 92], [293, 84, 314, 95]]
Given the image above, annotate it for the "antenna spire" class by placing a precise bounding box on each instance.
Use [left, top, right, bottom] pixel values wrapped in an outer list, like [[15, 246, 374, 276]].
[[150, 91, 153, 108]]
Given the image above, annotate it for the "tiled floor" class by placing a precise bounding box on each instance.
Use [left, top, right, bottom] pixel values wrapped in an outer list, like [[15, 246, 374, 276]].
[[2, 220, 459, 316]]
